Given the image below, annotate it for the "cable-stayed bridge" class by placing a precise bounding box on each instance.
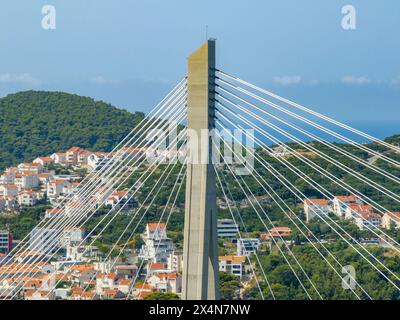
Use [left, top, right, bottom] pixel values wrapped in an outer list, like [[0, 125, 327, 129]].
[[1, 40, 400, 300]]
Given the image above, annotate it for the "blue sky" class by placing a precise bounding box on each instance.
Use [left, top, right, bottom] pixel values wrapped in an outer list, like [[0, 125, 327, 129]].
[[0, 1, 399, 138]]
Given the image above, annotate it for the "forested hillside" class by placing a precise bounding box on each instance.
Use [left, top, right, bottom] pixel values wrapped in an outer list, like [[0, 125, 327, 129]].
[[0, 91, 145, 170]]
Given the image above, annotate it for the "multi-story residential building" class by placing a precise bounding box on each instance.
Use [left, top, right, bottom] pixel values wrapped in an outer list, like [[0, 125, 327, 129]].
[[33, 157, 54, 167], [60, 227, 85, 247], [29, 228, 58, 253], [345, 204, 374, 220], [144, 223, 167, 239], [0, 196, 16, 212], [167, 251, 183, 273], [66, 147, 82, 165], [332, 195, 363, 217], [106, 191, 136, 210], [77, 149, 91, 166], [0, 184, 18, 197], [147, 272, 181, 294], [47, 179, 68, 200], [87, 152, 110, 171], [304, 198, 331, 222], [45, 208, 64, 219], [381, 212, 400, 230], [95, 273, 117, 295], [146, 262, 169, 276], [354, 212, 382, 230], [219, 255, 246, 278], [237, 238, 260, 256], [0, 230, 12, 254], [114, 265, 138, 279], [37, 173, 54, 186], [15, 172, 40, 190], [17, 190, 41, 206], [70, 264, 97, 286], [62, 182, 80, 197], [17, 162, 43, 174], [50, 152, 67, 165], [217, 219, 239, 238], [0, 169, 16, 184], [139, 223, 174, 263]]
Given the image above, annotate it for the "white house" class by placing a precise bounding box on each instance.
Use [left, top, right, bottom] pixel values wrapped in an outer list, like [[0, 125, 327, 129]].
[[15, 172, 40, 190], [354, 212, 382, 230], [45, 208, 64, 219], [24, 290, 55, 300], [33, 157, 54, 167], [139, 223, 174, 263], [66, 147, 82, 165], [18, 162, 43, 174], [87, 152, 110, 171], [0, 184, 18, 197], [77, 149, 91, 166], [146, 262, 169, 276], [37, 173, 54, 186], [345, 204, 374, 220], [219, 255, 246, 278], [95, 272, 117, 295], [381, 212, 400, 230], [62, 182, 81, 197], [29, 228, 58, 253], [332, 195, 363, 217], [304, 198, 331, 222], [0, 196, 15, 212], [237, 238, 260, 256], [17, 190, 41, 206], [147, 272, 181, 294], [50, 152, 67, 165], [0, 230, 12, 254]]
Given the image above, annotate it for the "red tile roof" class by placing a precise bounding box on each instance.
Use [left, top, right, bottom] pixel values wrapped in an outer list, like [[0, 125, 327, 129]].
[[304, 198, 329, 206]]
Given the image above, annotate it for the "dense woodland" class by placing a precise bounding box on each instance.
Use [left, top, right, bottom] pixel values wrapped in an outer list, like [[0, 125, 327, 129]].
[[0, 91, 145, 170]]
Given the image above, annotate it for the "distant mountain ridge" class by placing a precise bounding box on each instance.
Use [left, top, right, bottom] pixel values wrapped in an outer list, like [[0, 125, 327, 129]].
[[0, 91, 145, 170]]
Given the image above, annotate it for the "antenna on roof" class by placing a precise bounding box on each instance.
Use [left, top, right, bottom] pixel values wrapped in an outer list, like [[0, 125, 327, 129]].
[[205, 25, 208, 41]]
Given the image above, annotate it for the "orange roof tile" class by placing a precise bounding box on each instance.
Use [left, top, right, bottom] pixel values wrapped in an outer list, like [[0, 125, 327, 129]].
[[218, 255, 246, 263], [147, 262, 165, 270], [304, 198, 329, 206], [147, 223, 166, 231]]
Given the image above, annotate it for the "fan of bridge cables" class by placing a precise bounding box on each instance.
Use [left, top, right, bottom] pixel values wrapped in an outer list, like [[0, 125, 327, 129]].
[[212, 70, 400, 300], [2, 69, 400, 300]]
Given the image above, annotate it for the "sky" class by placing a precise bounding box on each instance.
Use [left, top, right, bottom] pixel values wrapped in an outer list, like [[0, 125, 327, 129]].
[[0, 0, 400, 138]]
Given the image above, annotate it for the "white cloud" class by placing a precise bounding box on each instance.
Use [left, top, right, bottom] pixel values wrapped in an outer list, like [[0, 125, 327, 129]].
[[0, 73, 41, 86], [90, 76, 121, 85], [272, 75, 302, 86], [341, 75, 371, 85]]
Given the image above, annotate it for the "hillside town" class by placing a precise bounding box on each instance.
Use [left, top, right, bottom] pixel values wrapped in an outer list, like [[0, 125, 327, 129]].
[[1, 146, 400, 300]]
